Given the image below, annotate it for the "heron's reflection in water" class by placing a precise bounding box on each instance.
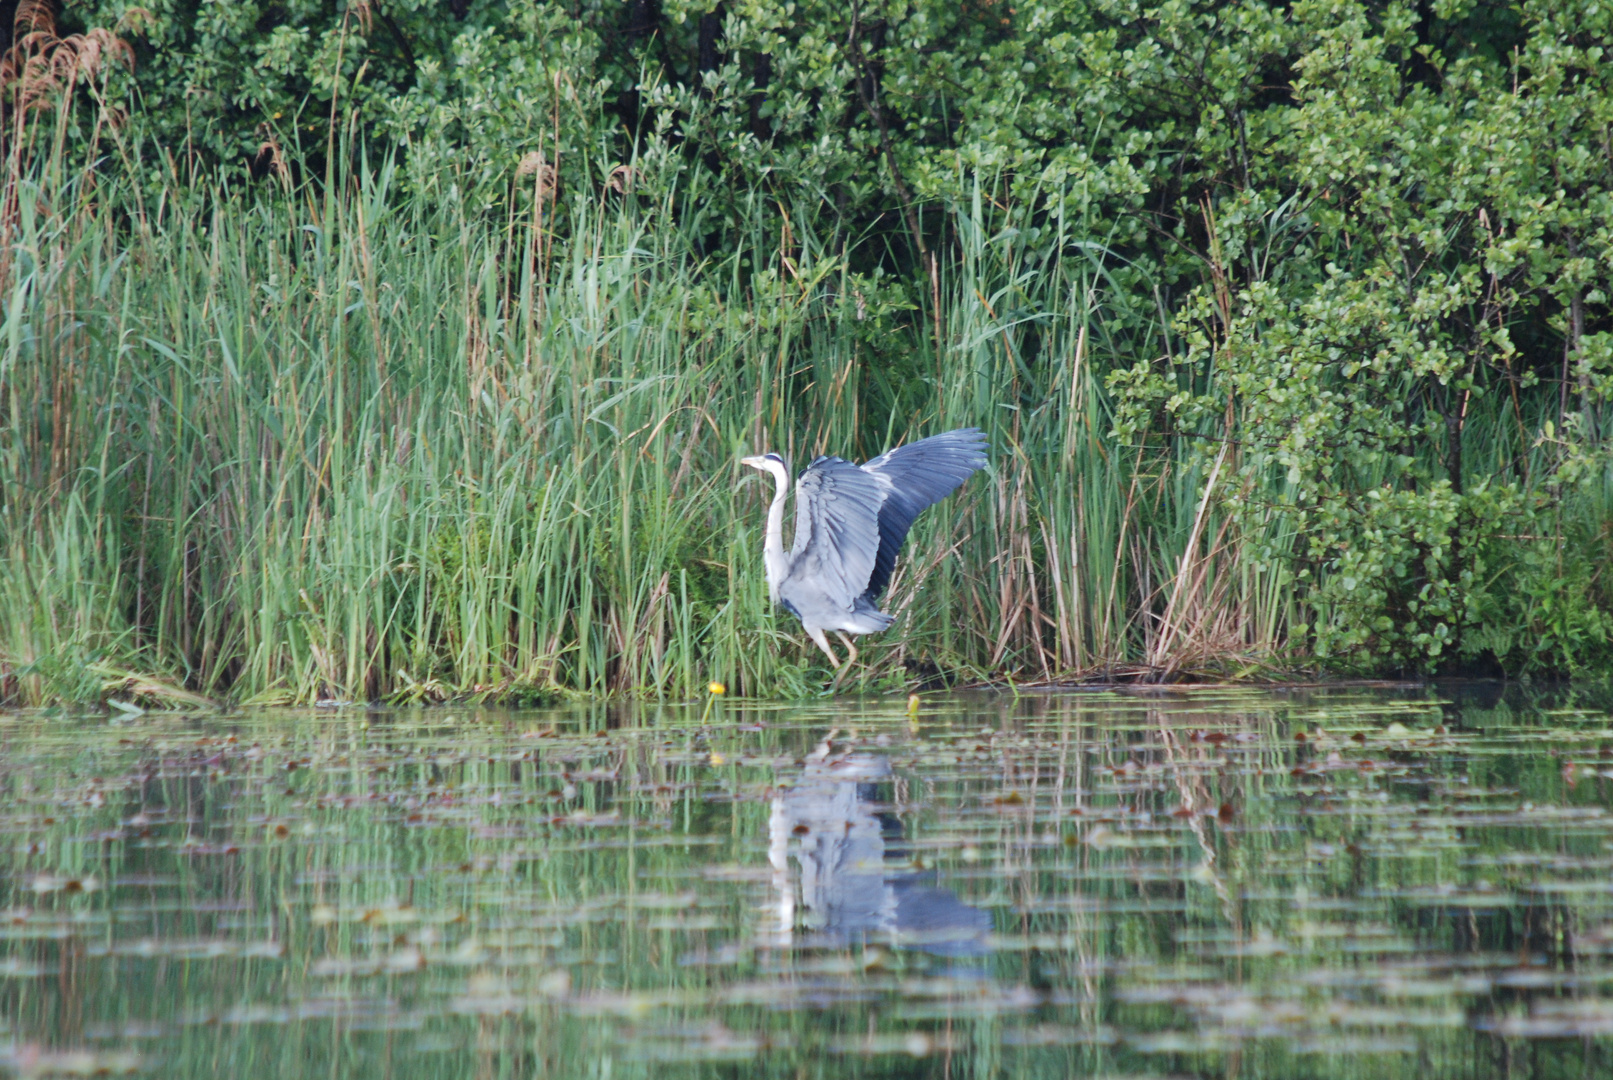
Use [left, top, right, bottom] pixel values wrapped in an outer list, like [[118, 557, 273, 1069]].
[[768, 750, 991, 957]]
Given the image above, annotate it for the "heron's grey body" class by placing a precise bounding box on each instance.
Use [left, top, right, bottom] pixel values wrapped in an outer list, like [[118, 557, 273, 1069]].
[[741, 428, 988, 684]]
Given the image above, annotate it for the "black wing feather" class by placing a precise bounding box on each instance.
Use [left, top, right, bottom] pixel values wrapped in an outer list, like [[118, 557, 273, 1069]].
[[858, 428, 989, 601]]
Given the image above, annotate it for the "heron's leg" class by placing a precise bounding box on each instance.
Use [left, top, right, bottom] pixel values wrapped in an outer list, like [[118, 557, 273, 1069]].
[[807, 627, 853, 693], [832, 635, 871, 693], [805, 627, 840, 670], [826, 632, 861, 693]]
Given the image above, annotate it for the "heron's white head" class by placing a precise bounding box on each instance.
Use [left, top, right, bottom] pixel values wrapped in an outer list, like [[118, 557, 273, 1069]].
[[741, 452, 791, 512], [740, 452, 787, 478]]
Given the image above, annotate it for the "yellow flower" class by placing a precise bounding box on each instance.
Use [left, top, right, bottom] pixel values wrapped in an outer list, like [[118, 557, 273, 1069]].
[[709, 752, 726, 766], [708, 681, 726, 695]]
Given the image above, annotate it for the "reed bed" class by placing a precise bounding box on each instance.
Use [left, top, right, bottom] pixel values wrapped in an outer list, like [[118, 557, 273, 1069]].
[[0, 135, 1499, 705]]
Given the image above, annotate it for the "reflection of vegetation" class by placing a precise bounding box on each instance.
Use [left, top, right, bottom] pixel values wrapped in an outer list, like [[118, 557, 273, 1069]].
[[0, 690, 1611, 1076]]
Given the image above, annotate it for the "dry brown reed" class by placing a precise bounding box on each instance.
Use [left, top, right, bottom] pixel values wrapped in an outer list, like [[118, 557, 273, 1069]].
[[0, 0, 132, 115]]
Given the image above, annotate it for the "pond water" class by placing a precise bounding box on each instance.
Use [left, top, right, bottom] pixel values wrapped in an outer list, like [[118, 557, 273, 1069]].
[[3, 686, 1612, 1078]]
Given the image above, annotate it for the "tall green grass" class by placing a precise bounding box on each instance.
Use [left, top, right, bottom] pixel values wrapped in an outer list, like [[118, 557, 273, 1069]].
[[0, 138, 1368, 705]]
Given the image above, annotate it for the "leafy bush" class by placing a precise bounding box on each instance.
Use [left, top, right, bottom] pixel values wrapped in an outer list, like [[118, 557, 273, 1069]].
[[1105, 0, 1613, 673]]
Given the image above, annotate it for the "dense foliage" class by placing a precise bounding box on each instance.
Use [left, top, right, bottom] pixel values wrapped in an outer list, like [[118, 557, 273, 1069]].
[[1, 0, 1611, 701]]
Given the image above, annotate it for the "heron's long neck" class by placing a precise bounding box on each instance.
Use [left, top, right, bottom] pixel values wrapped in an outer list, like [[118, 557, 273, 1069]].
[[763, 464, 790, 602]]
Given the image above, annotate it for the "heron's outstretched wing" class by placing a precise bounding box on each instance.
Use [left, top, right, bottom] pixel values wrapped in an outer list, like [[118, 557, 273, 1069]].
[[782, 456, 885, 616], [859, 428, 989, 601]]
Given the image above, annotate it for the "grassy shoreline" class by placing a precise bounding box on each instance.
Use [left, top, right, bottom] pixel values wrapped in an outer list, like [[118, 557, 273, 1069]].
[[0, 139, 1274, 706], [0, 132, 1603, 706]]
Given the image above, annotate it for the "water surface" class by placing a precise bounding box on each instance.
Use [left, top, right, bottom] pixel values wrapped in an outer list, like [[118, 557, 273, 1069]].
[[3, 686, 1611, 1077]]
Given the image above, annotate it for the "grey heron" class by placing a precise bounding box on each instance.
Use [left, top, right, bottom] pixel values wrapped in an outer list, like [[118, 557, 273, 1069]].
[[740, 428, 988, 688]]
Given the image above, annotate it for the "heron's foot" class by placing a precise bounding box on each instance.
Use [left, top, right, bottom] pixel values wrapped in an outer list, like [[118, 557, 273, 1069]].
[[827, 661, 853, 694]]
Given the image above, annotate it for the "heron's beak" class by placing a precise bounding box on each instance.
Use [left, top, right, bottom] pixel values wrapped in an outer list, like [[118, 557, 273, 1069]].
[[739, 455, 765, 470]]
